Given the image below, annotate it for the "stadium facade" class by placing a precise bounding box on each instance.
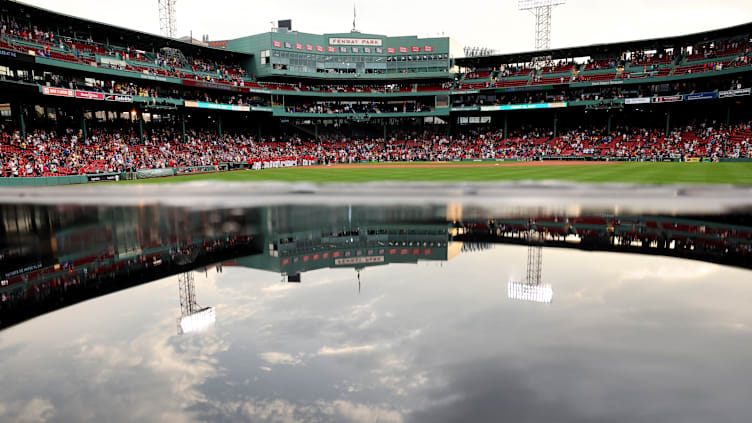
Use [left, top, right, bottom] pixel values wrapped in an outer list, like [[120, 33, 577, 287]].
[[0, 0, 751, 181]]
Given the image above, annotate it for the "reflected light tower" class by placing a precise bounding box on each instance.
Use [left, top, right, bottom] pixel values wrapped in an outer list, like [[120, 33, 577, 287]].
[[177, 272, 216, 334], [508, 229, 553, 303], [517, 0, 566, 51]]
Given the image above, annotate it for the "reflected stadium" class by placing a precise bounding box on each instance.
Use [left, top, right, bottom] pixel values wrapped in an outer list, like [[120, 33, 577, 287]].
[[2, 201, 751, 328], [1, 196, 752, 422]]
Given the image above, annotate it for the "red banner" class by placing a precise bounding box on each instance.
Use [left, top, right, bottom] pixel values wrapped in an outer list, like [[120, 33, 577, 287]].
[[306, 44, 313, 51], [352, 47, 359, 53], [411, 46, 421, 53], [387, 47, 396, 54], [399, 47, 408, 53], [327, 46, 337, 53], [75, 90, 104, 100], [273, 40, 282, 48], [316, 45, 324, 52], [424, 45, 434, 52], [295, 43, 303, 50], [340, 47, 347, 53], [42, 87, 74, 97]]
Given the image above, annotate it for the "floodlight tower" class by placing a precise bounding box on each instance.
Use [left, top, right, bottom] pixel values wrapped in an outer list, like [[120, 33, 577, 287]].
[[158, 0, 177, 38], [517, 0, 566, 51], [178, 271, 198, 316], [177, 272, 216, 334], [526, 237, 542, 285], [508, 229, 552, 304]]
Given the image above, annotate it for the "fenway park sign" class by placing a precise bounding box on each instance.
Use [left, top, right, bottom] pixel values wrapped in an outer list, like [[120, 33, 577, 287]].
[[329, 38, 382, 46]]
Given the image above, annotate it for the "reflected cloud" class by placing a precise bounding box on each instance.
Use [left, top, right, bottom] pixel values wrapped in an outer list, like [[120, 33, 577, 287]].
[[0, 398, 55, 423], [318, 344, 382, 356], [258, 352, 304, 366]]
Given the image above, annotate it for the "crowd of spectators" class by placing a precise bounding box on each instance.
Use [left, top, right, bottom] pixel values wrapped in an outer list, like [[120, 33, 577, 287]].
[[1, 121, 750, 177]]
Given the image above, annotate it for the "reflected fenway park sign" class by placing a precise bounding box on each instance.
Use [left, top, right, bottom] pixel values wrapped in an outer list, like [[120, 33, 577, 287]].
[[329, 38, 382, 46]]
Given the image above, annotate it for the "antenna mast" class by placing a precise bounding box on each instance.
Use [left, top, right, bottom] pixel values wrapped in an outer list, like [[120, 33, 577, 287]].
[[158, 0, 177, 38]]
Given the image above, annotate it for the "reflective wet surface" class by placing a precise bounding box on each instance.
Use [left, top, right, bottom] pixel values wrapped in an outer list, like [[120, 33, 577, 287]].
[[1, 194, 751, 422]]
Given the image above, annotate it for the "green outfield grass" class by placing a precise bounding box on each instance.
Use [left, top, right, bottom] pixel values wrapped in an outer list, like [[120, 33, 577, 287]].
[[117, 162, 752, 185]]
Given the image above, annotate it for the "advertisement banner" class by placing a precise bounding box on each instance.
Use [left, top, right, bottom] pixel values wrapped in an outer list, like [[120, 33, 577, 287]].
[[376, 47, 384, 54], [424, 45, 434, 52], [327, 46, 336, 53], [399, 47, 408, 53], [625, 97, 651, 105], [364, 47, 371, 53], [719, 88, 751, 98], [305, 44, 313, 51], [284, 42, 292, 49], [42, 87, 74, 97], [352, 47, 359, 53], [480, 102, 568, 111], [387, 47, 396, 54], [0, 48, 34, 63], [184, 101, 250, 112], [294, 43, 303, 50], [316, 45, 324, 52], [75, 90, 104, 100], [104, 94, 133, 103], [684, 92, 718, 101], [652, 95, 682, 103], [340, 47, 347, 53], [87, 173, 119, 182], [272, 40, 282, 48], [335, 256, 384, 266], [411, 46, 421, 53], [328, 38, 382, 46]]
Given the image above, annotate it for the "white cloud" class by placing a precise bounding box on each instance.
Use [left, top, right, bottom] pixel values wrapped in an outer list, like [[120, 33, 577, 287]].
[[317, 344, 381, 356], [318, 399, 404, 423], [620, 262, 716, 282], [258, 352, 304, 366], [0, 398, 55, 423]]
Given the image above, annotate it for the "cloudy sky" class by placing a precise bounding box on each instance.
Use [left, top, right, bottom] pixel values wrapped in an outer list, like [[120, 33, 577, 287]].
[[22, 0, 752, 53]]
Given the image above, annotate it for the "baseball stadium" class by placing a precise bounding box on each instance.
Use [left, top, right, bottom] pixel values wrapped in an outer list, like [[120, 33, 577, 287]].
[[1, 0, 752, 422], [0, 0, 750, 184]]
